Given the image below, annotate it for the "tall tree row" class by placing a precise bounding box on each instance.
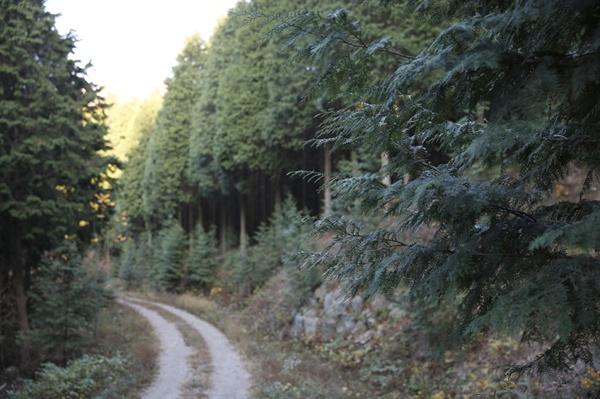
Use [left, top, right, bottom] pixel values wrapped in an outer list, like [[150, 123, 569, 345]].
[[0, 0, 114, 368], [116, 0, 438, 262]]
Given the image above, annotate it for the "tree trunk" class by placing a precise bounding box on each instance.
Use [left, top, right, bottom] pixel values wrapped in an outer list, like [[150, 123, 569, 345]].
[[219, 202, 227, 254], [11, 232, 31, 368], [323, 143, 333, 216], [274, 174, 282, 215], [240, 192, 247, 256], [197, 202, 203, 229]]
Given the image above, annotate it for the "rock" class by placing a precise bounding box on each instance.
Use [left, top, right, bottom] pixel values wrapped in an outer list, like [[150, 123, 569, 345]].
[[359, 308, 376, 328], [357, 330, 374, 345], [291, 313, 319, 338], [388, 307, 407, 320], [323, 291, 348, 315], [370, 294, 388, 312], [350, 321, 367, 337], [336, 313, 356, 336], [320, 314, 339, 340], [350, 295, 363, 313], [314, 286, 326, 302]]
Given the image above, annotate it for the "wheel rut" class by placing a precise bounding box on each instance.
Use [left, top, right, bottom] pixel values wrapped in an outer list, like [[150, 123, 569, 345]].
[[119, 297, 250, 399]]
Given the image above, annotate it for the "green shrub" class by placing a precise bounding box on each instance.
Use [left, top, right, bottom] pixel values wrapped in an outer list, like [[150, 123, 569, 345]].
[[28, 241, 112, 364], [15, 353, 126, 399], [220, 196, 322, 300]]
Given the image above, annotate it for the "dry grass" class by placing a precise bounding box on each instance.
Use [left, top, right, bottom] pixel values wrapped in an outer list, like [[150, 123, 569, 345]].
[[88, 301, 159, 398], [124, 289, 596, 399], [136, 301, 212, 399]]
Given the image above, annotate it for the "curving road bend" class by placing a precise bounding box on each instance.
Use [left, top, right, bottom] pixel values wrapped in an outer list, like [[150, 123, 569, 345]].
[[119, 297, 250, 399]]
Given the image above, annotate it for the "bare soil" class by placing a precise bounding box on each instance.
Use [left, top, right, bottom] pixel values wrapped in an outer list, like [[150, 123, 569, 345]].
[[119, 297, 250, 399]]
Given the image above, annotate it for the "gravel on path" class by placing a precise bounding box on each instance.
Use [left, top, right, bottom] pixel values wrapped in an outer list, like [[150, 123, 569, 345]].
[[118, 299, 192, 399], [123, 297, 251, 399]]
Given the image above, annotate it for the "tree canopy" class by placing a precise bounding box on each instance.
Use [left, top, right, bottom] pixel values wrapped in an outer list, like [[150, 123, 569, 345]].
[[269, 0, 600, 374], [0, 0, 114, 367]]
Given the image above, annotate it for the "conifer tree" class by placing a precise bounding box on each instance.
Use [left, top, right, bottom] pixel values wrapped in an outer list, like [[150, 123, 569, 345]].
[[185, 225, 218, 294], [29, 241, 111, 364], [116, 92, 162, 232], [0, 0, 113, 367], [156, 221, 187, 292], [268, 0, 600, 374], [143, 35, 206, 229]]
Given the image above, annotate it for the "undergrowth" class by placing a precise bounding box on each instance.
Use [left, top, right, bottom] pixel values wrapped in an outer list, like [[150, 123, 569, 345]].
[[139, 280, 598, 399], [13, 301, 158, 399]]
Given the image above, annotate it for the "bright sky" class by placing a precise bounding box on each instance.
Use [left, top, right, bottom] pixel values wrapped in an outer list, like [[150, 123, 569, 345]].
[[45, 0, 240, 100]]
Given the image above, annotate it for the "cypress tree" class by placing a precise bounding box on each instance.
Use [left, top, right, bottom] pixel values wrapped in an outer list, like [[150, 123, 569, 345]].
[[185, 225, 218, 294], [143, 35, 206, 229], [269, 0, 600, 374], [156, 221, 187, 292], [29, 241, 111, 365], [0, 0, 113, 367]]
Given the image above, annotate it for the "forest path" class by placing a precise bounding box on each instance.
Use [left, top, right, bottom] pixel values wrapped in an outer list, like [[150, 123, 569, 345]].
[[119, 297, 250, 399]]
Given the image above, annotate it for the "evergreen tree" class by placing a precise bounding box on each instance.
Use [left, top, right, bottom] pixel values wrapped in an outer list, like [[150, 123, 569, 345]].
[[156, 221, 187, 292], [29, 241, 111, 364], [116, 91, 162, 232], [143, 34, 206, 229], [185, 225, 218, 294], [0, 0, 113, 367], [269, 0, 600, 374]]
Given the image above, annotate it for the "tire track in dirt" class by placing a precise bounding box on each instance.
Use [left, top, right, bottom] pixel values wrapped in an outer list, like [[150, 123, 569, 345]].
[[118, 299, 192, 399], [122, 297, 250, 399]]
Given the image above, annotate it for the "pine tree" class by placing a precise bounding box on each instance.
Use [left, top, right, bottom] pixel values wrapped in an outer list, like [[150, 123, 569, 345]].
[[268, 0, 600, 374], [0, 0, 113, 367]]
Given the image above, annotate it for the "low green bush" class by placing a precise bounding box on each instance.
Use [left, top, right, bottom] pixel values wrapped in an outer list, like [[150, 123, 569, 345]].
[[15, 353, 126, 399]]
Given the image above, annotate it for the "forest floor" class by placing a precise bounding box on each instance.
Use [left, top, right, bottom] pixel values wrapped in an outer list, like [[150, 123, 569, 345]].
[[119, 297, 250, 399]]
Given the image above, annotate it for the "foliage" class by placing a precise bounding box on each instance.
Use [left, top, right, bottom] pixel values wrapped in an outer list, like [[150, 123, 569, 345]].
[[155, 221, 187, 292], [114, 92, 162, 230], [117, 239, 139, 290], [268, 0, 600, 374], [219, 197, 321, 299], [0, 0, 114, 244], [15, 353, 126, 399], [0, 0, 114, 367], [143, 35, 206, 226], [185, 225, 219, 293], [28, 241, 112, 364]]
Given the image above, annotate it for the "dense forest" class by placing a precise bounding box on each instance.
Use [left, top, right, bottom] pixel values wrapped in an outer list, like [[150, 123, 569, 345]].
[[1, 0, 599, 397]]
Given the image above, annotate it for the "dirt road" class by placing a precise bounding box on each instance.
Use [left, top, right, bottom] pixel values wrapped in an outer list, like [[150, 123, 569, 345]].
[[119, 297, 250, 399]]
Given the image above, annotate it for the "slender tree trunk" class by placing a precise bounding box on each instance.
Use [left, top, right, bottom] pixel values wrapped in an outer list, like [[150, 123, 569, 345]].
[[197, 202, 204, 229], [274, 174, 282, 215], [9, 221, 30, 368], [220, 202, 227, 254], [323, 143, 333, 216], [187, 203, 194, 234], [0, 261, 6, 369], [240, 192, 247, 256]]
